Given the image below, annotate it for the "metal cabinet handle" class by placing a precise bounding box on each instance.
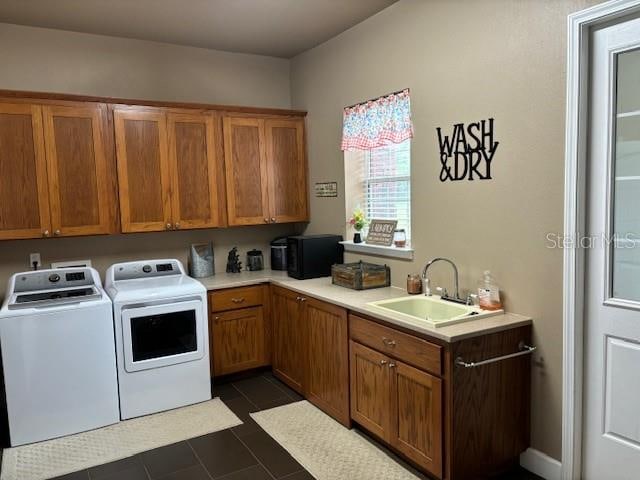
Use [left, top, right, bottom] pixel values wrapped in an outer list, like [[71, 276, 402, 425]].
[[455, 342, 536, 368], [54, 230, 61, 236], [300, 297, 306, 302], [264, 218, 269, 223], [380, 360, 388, 366], [388, 363, 396, 368], [382, 337, 396, 347], [43, 230, 50, 237], [174, 222, 180, 229], [166, 223, 173, 230], [231, 297, 245, 304], [271, 217, 276, 223], [213, 316, 221, 322]]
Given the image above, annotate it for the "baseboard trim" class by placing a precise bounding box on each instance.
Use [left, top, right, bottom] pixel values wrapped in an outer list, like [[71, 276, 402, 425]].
[[520, 448, 562, 480]]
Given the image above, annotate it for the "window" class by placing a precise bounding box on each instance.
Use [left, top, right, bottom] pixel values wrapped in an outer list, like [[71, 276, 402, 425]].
[[345, 139, 412, 245]]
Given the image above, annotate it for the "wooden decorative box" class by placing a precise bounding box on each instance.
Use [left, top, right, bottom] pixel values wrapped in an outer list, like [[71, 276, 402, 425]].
[[331, 261, 391, 290]]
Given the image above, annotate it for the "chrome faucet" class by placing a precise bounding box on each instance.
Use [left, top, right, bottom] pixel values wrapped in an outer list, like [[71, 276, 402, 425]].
[[421, 257, 467, 304]]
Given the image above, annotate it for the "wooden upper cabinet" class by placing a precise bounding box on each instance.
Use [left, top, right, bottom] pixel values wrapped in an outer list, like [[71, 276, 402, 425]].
[[114, 107, 172, 233], [223, 115, 308, 226], [223, 116, 270, 226], [0, 103, 51, 240], [167, 112, 225, 229], [265, 118, 308, 223], [42, 104, 113, 237], [305, 298, 350, 427]]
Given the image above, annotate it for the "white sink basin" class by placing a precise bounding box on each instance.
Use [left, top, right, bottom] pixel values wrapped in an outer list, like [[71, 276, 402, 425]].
[[366, 295, 503, 328]]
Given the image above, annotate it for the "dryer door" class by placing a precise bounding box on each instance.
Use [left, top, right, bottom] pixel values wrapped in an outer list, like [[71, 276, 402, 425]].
[[121, 299, 205, 372]]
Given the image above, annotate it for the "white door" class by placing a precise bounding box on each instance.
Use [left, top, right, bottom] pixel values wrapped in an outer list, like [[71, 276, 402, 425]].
[[584, 15, 640, 479]]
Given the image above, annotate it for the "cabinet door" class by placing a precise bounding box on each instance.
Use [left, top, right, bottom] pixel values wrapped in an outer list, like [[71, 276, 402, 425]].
[[391, 361, 443, 478], [349, 341, 391, 442], [305, 297, 350, 426], [211, 306, 267, 376], [168, 112, 225, 229], [0, 103, 51, 240], [114, 107, 172, 233], [223, 116, 270, 226], [265, 118, 308, 223], [42, 104, 112, 237], [271, 286, 305, 393]]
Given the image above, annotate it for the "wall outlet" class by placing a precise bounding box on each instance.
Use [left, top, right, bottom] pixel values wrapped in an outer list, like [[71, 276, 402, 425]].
[[29, 253, 41, 270]]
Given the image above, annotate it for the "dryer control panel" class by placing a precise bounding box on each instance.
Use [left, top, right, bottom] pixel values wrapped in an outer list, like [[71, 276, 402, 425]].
[[112, 260, 184, 281]]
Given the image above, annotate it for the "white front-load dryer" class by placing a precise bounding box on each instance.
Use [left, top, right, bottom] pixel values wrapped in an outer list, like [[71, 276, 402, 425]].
[[105, 259, 211, 419]]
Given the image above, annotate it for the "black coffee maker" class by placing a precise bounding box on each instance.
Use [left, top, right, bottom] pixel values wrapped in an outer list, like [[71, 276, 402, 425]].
[[270, 237, 288, 271]]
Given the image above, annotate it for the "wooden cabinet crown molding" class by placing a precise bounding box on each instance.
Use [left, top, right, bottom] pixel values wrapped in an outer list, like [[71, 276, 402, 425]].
[[0, 89, 307, 117]]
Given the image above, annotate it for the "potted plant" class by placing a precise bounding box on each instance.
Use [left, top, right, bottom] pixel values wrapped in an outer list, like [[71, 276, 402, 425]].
[[348, 207, 368, 244]]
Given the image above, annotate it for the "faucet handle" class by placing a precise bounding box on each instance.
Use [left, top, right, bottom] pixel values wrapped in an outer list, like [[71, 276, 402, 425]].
[[436, 286, 448, 298]]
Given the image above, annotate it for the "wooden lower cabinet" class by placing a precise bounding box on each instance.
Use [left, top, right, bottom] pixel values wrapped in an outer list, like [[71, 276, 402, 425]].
[[349, 341, 391, 440], [271, 286, 306, 392], [209, 285, 270, 376], [350, 340, 443, 478], [392, 360, 443, 478], [211, 306, 267, 376], [305, 297, 349, 426], [350, 315, 531, 480]]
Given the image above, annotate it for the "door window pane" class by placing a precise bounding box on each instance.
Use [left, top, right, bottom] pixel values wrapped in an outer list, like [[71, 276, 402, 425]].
[[612, 48, 640, 301]]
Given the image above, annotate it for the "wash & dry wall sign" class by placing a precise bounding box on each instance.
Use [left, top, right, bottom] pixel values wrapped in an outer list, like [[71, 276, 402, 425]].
[[436, 118, 499, 182]]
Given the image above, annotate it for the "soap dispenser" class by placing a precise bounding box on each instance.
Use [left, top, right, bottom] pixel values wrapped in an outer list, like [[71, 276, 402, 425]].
[[478, 270, 502, 311]]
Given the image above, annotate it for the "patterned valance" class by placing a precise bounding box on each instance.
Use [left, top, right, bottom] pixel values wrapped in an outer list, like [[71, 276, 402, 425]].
[[341, 89, 413, 151]]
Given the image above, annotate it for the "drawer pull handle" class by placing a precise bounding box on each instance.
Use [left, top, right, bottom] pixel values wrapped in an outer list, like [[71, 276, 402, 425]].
[[231, 298, 245, 304], [455, 342, 536, 368], [380, 360, 388, 366], [213, 316, 221, 322], [388, 363, 396, 368], [382, 338, 396, 347]]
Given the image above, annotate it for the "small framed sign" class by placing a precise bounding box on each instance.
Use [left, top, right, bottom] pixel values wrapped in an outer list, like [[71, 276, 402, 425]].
[[314, 182, 338, 198], [365, 219, 398, 246]]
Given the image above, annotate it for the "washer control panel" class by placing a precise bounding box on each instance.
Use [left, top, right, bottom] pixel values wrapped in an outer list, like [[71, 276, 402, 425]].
[[13, 269, 93, 293]]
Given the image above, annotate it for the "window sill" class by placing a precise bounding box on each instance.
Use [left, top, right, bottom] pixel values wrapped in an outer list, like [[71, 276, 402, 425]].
[[340, 240, 414, 260]]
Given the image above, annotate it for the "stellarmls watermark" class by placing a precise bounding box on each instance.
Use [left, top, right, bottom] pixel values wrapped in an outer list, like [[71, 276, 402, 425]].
[[546, 232, 640, 249]]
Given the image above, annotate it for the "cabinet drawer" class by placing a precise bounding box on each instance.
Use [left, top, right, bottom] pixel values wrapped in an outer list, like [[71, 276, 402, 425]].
[[209, 286, 263, 312], [349, 314, 441, 376]]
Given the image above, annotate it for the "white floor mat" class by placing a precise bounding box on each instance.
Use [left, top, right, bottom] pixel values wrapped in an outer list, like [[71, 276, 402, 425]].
[[1, 398, 242, 480], [251, 401, 419, 480]]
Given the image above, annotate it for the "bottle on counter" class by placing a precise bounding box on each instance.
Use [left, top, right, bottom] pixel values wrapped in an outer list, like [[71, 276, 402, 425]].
[[477, 270, 503, 310], [407, 274, 422, 295]]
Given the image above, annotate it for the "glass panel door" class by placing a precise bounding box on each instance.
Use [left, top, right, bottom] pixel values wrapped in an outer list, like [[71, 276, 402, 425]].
[[612, 48, 640, 302]]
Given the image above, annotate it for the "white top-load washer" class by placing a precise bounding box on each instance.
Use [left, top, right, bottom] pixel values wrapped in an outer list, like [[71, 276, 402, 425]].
[[0, 267, 120, 446], [105, 259, 211, 419]]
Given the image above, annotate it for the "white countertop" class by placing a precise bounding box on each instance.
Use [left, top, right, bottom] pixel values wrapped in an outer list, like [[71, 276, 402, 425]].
[[196, 271, 532, 343]]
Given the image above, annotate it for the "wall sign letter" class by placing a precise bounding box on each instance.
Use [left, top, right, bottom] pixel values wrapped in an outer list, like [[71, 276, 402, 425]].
[[437, 118, 499, 182]]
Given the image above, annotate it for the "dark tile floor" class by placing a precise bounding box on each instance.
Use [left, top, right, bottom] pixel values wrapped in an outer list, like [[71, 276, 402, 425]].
[[50, 371, 541, 480]]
